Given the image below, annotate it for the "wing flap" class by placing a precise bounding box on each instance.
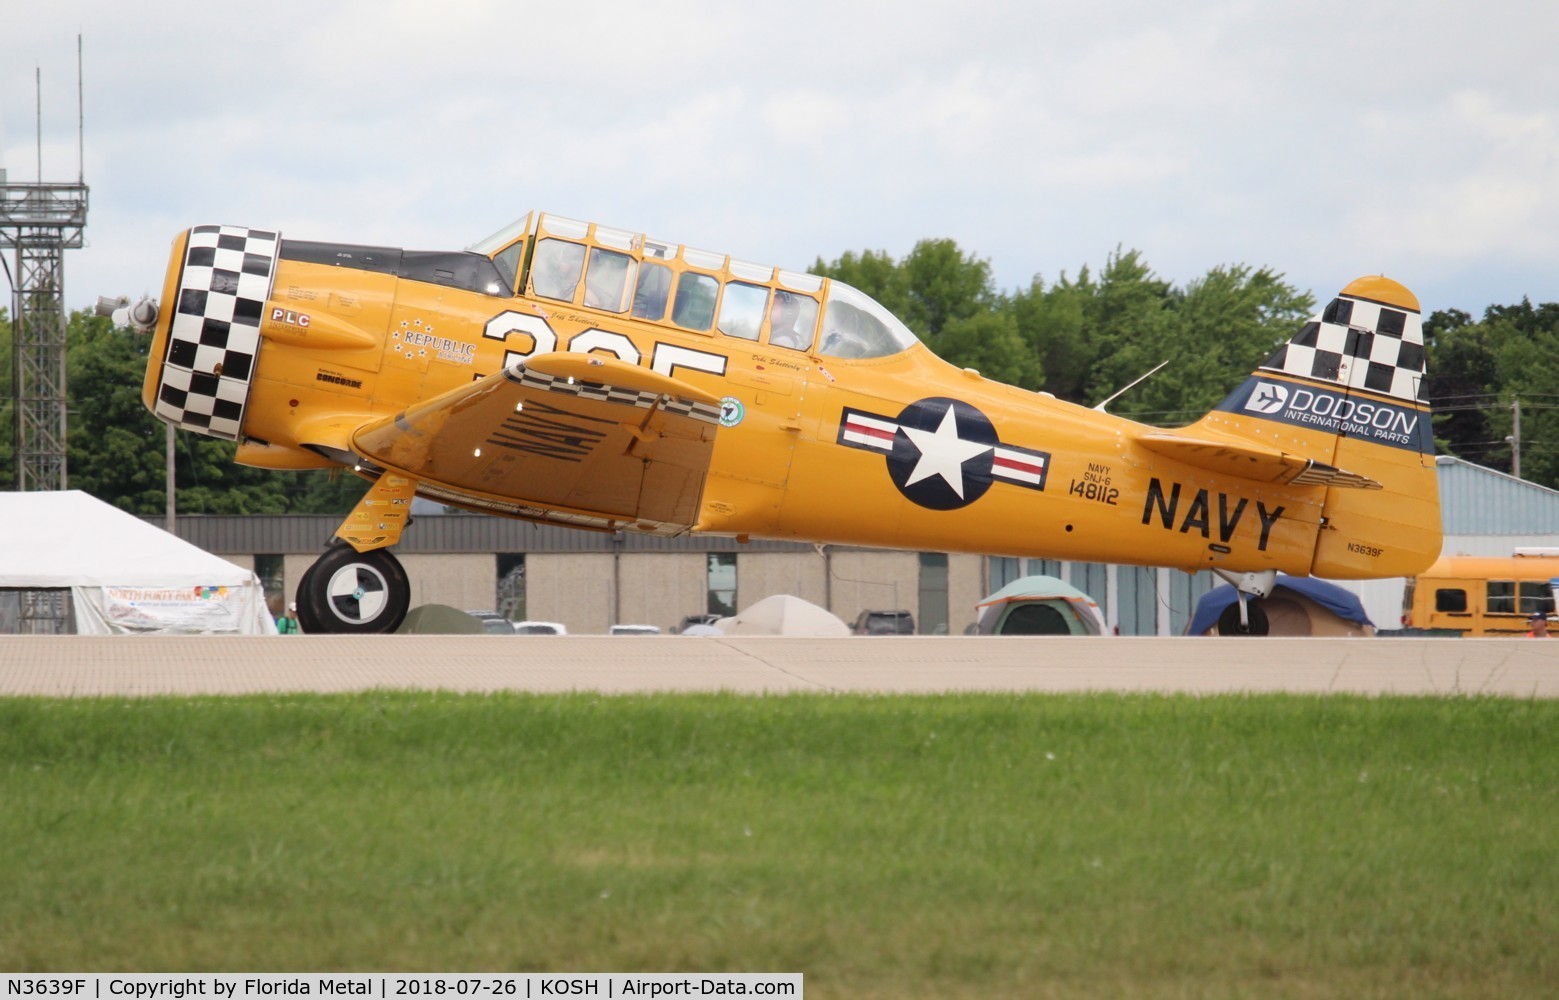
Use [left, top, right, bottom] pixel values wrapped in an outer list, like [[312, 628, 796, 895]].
[[1138, 431, 1381, 490], [352, 353, 723, 530]]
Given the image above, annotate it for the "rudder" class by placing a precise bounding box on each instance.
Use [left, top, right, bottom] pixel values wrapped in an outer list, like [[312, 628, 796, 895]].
[[1201, 276, 1442, 579]]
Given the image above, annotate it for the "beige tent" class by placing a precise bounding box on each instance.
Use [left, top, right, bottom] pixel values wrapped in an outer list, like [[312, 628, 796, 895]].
[[0, 490, 272, 635], [715, 594, 850, 637]]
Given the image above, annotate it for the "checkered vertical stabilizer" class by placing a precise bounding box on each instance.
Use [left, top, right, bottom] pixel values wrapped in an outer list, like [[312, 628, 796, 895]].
[[153, 225, 279, 440], [1259, 291, 1425, 403]]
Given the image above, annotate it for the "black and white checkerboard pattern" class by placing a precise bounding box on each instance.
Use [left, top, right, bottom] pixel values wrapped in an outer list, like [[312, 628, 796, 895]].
[[506, 365, 722, 424], [154, 225, 279, 440], [1260, 294, 1425, 402]]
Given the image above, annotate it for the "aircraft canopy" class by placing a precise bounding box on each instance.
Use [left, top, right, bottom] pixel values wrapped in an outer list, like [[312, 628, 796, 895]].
[[469, 212, 920, 360]]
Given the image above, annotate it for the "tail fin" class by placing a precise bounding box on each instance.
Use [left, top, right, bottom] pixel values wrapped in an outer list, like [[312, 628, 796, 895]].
[[1196, 276, 1442, 578]]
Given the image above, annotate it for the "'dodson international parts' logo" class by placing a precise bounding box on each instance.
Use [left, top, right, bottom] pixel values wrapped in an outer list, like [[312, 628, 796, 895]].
[[837, 397, 1050, 511], [1245, 382, 1289, 414]]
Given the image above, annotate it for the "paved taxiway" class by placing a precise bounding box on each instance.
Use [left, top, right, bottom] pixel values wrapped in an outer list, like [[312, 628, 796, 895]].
[[0, 635, 1554, 698]]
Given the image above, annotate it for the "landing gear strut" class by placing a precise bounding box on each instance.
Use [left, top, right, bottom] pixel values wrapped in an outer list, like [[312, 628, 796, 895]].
[[1216, 600, 1270, 636], [296, 544, 411, 634], [1212, 568, 1277, 637]]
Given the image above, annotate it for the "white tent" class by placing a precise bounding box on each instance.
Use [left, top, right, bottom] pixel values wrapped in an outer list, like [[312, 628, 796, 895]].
[[715, 594, 850, 637], [0, 491, 274, 635]]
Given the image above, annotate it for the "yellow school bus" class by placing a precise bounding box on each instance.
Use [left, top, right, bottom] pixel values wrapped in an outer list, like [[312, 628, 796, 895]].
[[1404, 550, 1559, 635]]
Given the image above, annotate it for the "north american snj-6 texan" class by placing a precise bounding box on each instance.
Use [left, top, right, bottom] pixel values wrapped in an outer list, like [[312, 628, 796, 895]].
[[106, 211, 1441, 634]]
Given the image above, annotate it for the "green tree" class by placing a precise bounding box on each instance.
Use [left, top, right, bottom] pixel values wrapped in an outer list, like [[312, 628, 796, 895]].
[[64, 312, 169, 510], [899, 238, 997, 340], [59, 309, 367, 514], [1486, 301, 1559, 487], [1008, 271, 1095, 401], [1073, 249, 1175, 408], [1419, 299, 1559, 488], [811, 248, 909, 321], [935, 310, 1043, 390], [1423, 308, 1499, 463], [817, 242, 1311, 424], [1129, 264, 1313, 424]]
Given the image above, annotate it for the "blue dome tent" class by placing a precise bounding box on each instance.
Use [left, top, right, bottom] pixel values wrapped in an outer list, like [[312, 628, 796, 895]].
[[1188, 574, 1374, 637]]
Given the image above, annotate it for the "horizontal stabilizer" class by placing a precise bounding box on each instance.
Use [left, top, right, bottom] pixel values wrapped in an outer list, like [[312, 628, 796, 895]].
[[1137, 431, 1381, 490]]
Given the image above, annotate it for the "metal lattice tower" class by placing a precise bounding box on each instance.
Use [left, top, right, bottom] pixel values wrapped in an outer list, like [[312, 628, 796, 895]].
[[2, 176, 88, 490], [3, 46, 89, 492]]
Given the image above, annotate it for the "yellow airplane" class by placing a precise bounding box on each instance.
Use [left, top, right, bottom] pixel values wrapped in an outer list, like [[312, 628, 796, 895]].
[[129, 212, 1441, 634]]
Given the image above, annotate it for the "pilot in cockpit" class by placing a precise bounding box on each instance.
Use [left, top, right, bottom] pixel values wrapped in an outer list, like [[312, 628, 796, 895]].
[[768, 291, 814, 351]]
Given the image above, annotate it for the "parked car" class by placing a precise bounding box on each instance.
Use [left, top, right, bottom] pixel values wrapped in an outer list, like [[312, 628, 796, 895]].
[[674, 613, 721, 634], [852, 609, 916, 635], [513, 620, 567, 635], [466, 611, 518, 635], [609, 624, 661, 635]]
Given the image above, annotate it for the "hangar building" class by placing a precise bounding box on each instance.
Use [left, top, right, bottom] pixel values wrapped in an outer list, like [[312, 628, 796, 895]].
[[124, 456, 1559, 636]]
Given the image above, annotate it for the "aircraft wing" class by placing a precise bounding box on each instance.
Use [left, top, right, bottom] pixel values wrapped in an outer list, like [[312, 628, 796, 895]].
[[1137, 432, 1382, 490], [350, 352, 723, 532]]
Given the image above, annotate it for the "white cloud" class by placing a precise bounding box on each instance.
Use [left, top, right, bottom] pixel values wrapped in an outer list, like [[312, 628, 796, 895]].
[[5, 0, 1559, 314]]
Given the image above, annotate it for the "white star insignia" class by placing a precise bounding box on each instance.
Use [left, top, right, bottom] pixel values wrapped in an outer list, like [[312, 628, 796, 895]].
[[900, 407, 992, 499]]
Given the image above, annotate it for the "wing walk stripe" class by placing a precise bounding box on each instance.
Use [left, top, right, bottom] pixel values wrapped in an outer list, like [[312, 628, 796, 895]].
[[505, 366, 720, 425]]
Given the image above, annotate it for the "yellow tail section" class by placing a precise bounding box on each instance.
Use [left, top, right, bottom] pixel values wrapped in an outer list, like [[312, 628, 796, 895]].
[[1314, 432, 1440, 578], [1195, 275, 1442, 579]]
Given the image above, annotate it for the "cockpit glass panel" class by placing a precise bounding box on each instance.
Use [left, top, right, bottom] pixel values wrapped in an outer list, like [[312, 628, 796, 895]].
[[540, 215, 590, 240], [633, 262, 672, 321], [672, 272, 719, 331], [730, 259, 772, 283], [531, 238, 585, 302], [818, 281, 919, 358], [584, 248, 636, 313], [768, 291, 818, 352], [684, 247, 725, 271], [593, 225, 635, 251], [467, 214, 533, 256], [778, 269, 824, 294], [491, 241, 524, 297], [718, 281, 769, 341]]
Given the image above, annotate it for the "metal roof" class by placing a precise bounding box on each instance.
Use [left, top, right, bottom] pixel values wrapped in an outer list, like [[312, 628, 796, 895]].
[[1436, 456, 1559, 536], [145, 513, 817, 556]]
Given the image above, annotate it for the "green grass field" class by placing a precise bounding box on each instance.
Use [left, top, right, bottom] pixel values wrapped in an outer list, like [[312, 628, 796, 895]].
[[1, 692, 1553, 998]]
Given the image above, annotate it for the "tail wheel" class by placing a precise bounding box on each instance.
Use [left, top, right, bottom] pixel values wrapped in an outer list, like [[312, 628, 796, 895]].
[[299, 545, 410, 634], [1217, 600, 1270, 636]]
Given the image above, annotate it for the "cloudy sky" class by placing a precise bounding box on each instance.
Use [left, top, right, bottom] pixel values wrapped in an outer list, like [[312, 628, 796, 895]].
[[4, 1, 1558, 319]]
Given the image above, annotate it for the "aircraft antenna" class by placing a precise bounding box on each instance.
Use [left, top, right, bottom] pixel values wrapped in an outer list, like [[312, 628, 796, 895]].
[[1093, 360, 1169, 413], [77, 35, 85, 183]]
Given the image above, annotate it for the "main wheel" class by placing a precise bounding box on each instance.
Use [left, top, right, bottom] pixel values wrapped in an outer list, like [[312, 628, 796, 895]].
[[298, 545, 410, 634], [1216, 600, 1270, 636], [292, 559, 323, 634]]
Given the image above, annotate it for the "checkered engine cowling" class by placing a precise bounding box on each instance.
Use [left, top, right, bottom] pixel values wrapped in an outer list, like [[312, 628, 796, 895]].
[[153, 225, 278, 440]]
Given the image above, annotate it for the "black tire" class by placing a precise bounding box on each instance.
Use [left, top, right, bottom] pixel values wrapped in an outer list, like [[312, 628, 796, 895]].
[[1216, 600, 1270, 636], [298, 545, 410, 634], [292, 559, 323, 634]]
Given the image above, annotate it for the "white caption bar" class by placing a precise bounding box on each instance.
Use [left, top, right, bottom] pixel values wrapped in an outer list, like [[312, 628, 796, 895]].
[[0, 975, 802, 1000]]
